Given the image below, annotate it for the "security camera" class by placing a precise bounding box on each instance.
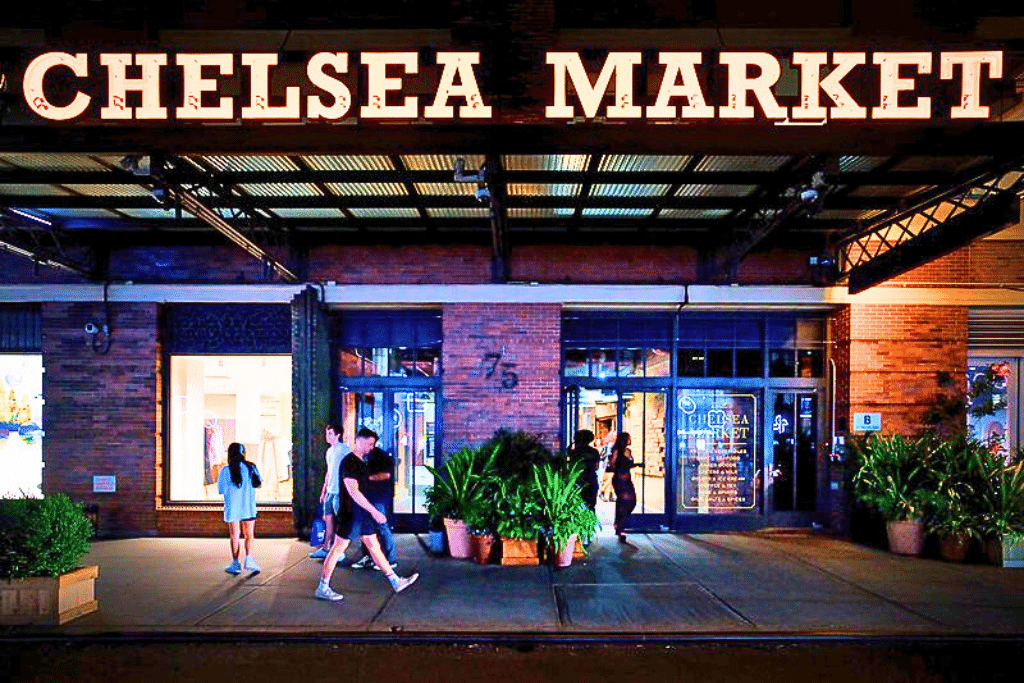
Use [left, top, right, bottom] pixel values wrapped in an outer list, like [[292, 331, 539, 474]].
[[799, 188, 819, 203], [475, 186, 491, 203], [84, 322, 98, 335]]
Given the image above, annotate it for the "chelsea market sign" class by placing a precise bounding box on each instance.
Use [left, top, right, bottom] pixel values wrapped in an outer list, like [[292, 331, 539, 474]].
[[22, 50, 1003, 123]]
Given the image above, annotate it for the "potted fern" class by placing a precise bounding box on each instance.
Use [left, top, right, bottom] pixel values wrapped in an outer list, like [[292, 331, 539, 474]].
[[852, 434, 938, 556], [1, 493, 97, 625], [494, 478, 543, 566], [424, 444, 498, 559], [534, 462, 598, 567], [981, 459, 1024, 567]]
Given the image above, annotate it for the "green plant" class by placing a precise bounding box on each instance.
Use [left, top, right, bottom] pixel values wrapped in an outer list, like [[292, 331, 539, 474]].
[[493, 478, 542, 540], [424, 444, 499, 522], [533, 462, 597, 554], [981, 455, 1024, 542], [481, 429, 558, 481], [926, 435, 985, 540], [0, 494, 94, 579], [851, 434, 939, 522]]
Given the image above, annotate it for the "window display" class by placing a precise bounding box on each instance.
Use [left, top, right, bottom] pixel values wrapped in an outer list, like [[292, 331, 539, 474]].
[[169, 356, 292, 503], [0, 355, 43, 498]]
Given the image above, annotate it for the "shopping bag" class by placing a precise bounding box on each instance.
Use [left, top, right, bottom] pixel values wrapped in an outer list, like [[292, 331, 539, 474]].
[[309, 504, 327, 547]]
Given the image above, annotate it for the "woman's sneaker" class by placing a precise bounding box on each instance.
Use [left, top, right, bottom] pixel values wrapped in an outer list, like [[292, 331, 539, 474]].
[[225, 560, 242, 575], [243, 557, 262, 574], [309, 548, 329, 559]]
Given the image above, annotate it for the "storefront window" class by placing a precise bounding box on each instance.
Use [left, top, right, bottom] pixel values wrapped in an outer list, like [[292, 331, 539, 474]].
[[168, 356, 292, 503], [339, 347, 439, 377], [563, 348, 588, 376], [0, 355, 43, 498], [968, 360, 1016, 459]]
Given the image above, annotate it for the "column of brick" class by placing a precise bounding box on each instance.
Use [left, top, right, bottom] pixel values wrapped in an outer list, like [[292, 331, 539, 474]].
[[441, 303, 561, 451], [42, 302, 160, 536]]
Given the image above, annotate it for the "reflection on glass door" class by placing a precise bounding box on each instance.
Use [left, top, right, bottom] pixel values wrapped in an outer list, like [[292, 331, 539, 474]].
[[968, 359, 1019, 458], [677, 390, 759, 514], [567, 387, 667, 528], [342, 390, 436, 516], [771, 392, 818, 512]]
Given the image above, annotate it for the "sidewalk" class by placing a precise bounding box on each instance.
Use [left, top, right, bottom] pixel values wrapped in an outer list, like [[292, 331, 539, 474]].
[[38, 531, 1024, 636]]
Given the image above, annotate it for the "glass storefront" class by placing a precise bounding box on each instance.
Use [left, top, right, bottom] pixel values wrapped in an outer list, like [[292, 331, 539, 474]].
[[968, 358, 1020, 458], [562, 311, 827, 531], [0, 354, 44, 498], [168, 355, 293, 503]]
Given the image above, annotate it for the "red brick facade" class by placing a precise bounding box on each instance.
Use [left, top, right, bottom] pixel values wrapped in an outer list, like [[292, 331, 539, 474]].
[[441, 303, 561, 450], [41, 302, 160, 537]]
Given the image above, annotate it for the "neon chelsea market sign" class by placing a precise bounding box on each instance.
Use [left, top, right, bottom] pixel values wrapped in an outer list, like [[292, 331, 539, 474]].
[[22, 49, 1004, 122]]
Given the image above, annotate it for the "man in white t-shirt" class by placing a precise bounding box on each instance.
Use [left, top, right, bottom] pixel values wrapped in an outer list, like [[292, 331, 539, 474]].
[[309, 422, 351, 559]]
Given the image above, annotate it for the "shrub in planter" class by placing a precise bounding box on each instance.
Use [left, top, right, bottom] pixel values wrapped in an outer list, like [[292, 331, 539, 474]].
[[979, 456, 1024, 567], [851, 434, 939, 556], [481, 429, 558, 481], [494, 479, 542, 566], [926, 437, 986, 562], [1, 494, 98, 625], [534, 462, 598, 566], [425, 445, 499, 559]]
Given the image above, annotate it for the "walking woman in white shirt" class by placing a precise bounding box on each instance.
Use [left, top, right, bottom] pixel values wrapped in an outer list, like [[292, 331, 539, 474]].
[[218, 442, 262, 575]]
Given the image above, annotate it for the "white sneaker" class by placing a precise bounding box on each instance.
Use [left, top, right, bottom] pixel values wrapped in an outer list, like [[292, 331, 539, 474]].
[[349, 555, 374, 570], [315, 584, 344, 601], [392, 572, 419, 594], [372, 561, 399, 572], [243, 557, 261, 574]]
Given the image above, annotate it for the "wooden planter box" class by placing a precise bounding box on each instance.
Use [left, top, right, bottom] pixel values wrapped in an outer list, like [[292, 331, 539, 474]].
[[1, 565, 99, 625], [500, 537, 540, 566]]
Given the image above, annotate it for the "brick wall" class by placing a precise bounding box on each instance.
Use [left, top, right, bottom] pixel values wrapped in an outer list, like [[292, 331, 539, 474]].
[[309, 244, 491, 283], [156, 509, 294, 537], [845, 304, 968, 437], [512, 245, 700, 283], [42, 302, 160, 536], [441, 303, 561, 450]]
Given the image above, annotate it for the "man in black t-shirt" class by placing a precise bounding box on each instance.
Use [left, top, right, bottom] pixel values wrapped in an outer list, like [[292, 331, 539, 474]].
[[349, 446, 397, 570], [315, 427, 418, 601]]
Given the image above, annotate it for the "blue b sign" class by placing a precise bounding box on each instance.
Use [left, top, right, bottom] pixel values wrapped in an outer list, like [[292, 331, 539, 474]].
[[854, 413, 882, 432]]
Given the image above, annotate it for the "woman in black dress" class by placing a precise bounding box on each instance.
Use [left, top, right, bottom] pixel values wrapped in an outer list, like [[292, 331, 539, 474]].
[[609, 431, 641, 542]]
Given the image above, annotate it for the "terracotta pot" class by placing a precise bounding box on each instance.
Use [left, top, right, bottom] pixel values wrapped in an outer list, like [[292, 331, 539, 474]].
[[939, 533, 970, 562], [572, 537, 586, 561], [554, 534, 578, 568], [443, 518, 472, 559], [499, 537, 540, 566], [470, 534, 494, 565], [886, 519, 924, 556], [985, 538, 1003, 566]]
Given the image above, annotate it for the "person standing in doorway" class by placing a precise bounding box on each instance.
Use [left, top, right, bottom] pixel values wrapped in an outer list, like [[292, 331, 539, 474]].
[[218, 442, 262, 575], [310, 423, 351, 561], [609, 432, 641, 543], [568, 429, 601, 513], [349, 445, 398, 571], [315, 428, 419, 601]]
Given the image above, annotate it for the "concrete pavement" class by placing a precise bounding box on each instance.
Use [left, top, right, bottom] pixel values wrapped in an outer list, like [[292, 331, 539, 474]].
[[26, 531, 1024, 636]]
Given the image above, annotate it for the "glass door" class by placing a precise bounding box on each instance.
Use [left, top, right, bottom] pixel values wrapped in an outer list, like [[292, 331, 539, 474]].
[[767, 391, 820, 518], [567, 387, 668, 531], [341, 389, 437, 526]]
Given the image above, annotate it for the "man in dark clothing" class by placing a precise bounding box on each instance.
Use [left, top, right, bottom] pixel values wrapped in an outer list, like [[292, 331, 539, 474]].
[[569, 429, 601, 512], [315, 427, 418, 601], [349, 446, 398, 570]]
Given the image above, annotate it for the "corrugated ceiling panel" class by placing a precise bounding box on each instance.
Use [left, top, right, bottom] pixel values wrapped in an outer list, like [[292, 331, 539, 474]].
[[676, 184, 755, 197], [503, 155, 590, 172], [239, 183, 323, 197], [814, 209, 885, 221], [38, 208, 117, 218], [426, 208, 490, 218], [202, 155, 300, 172], [839, 156, 888, 173], [402, 155, 484, 171], [695, 156, 790, 172], [64, 183, 151, 197], [590, 184, 670, 197], [118, 208, 179, 219], [302, 155, 394, 171], [0, 184, 71, 196], [893, 156, 990, 173], [581, 208, 652, 218], [508, 183, 581, 197], [597, 155, 691, 172], [849, 185, 933, 197], [659, 209, 730, 219], [0, 154, 108, 171], [325, 182, 407, 196], [414, 183, 474, 196], [349, 208, 420, 218], [272, 208, 346, 218], [508, 208, 575, 218]]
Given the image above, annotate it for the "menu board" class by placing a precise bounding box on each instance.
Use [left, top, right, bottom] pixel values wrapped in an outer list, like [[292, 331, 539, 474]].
[[678, 391, 757, 512]]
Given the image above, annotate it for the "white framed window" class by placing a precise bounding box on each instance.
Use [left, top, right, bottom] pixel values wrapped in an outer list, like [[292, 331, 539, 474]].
[[168, 355, 292, 503]]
